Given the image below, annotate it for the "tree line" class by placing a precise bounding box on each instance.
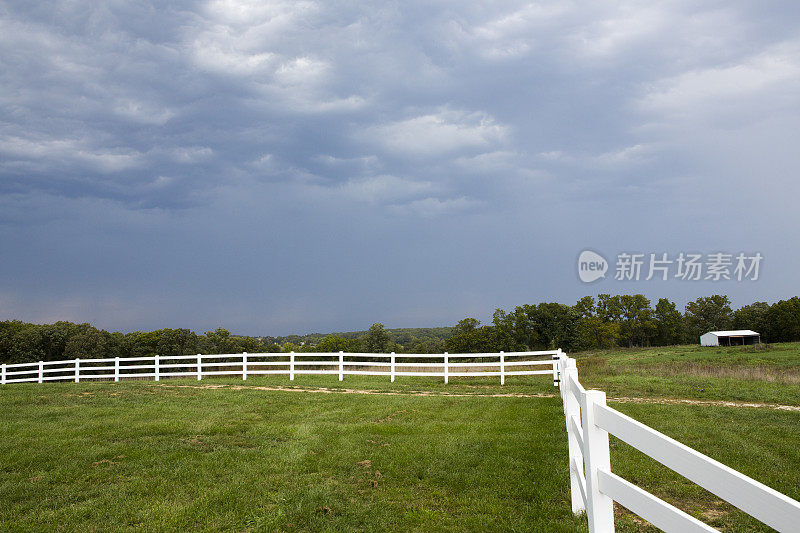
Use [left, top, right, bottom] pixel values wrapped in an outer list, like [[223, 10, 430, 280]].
[[443, 295, 800, 353], [1, 294, 798, 363], [0, 321, 445, 364]]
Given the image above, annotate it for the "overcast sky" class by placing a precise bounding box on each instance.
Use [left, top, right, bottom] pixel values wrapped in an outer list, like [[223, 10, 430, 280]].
[[2, 1, 799, 335]]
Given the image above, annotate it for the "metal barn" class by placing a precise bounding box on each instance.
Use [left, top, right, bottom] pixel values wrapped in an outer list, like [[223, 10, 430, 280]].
[[700, 330, 761, 346]]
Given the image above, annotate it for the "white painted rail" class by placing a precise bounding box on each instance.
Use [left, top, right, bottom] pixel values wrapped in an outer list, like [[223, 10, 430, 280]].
[[0, 351, 559, 385], [554, 353, 800, 532]]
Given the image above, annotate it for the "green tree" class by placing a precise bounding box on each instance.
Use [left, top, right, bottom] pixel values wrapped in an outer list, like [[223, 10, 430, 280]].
[[363, 323, 390, 353], [529, 303, 582, 350], [574, 296, 596, 319], [9, 325, 45, 363], [40, 321, 81, 361], [764, 297, 800, 342], [281, 342, 301, 353], [445, 318, 496, 353], [315, 334, 355, 352], [733, 302, 770, 336], [237, 336, 263, 353], [505, 303, 581, 351], [203, 327, 239, 354], [491, 309, 526, 352], [155, 328, 199, 356], [684, 295, 734, 341], [618, 294, 656, 347], [587, 318, 620, 349], [596, 294, 622, 323], [407, 337, 446, 354], [653, 298, 684, 345], [63, 325, 110, 359]]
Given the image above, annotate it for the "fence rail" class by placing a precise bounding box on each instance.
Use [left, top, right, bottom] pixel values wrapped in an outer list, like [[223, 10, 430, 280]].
[[3, 349, 799, 532], [0, 350, 560, 385], [554, 354, 800, 532]]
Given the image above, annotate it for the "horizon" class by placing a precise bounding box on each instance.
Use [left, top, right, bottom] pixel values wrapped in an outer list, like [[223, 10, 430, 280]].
[[2, 292, 791, 338]]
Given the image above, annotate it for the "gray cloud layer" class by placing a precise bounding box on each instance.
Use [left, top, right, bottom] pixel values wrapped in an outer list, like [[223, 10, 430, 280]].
[[2, 1, 799, 334]]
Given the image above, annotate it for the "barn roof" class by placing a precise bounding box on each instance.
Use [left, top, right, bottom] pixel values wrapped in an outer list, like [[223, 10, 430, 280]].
[[704, 330, 760, 336]]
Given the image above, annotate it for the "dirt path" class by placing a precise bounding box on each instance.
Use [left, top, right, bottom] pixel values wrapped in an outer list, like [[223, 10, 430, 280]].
[[155, 383, 800, 412], [607, 395, 800, 412], [157, 383, 558, 399]]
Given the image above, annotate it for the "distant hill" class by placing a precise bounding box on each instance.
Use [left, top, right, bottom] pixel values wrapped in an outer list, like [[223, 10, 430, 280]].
[[266, 327, 454, 347]]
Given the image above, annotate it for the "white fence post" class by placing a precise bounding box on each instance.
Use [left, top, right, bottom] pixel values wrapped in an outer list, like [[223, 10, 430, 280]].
[[154, 355, 160, 382], [1, 363, 5, 385], [339, 351, 344, 381], [243, 352, 248, 381], [564, 361, 585, 514], [114, 356, 120, 382], [500, 351, 505, 385], [38, 361, 43, 384], [390, 352, 395, 382], [290, 351, 295, 381], [553, 349, 562, 386], [582, 389, 615, 532], [75, 358, 80, 383], [197, 354, 202, 381], [444, 352, 449, 384]]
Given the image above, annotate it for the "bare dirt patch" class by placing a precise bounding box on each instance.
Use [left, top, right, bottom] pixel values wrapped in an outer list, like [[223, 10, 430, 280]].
[[155, 383, 557, 399], [152, 383, 800, 412], [91, 455, 124, 468], [607, 396, 800, 412]]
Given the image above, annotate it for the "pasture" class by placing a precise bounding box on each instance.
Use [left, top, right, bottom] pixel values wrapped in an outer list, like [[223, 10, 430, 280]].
[[1, 343, 799, 531], [575, 342, 800, 406]]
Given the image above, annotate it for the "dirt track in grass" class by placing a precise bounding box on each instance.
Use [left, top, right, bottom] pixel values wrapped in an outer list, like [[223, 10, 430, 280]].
[[154, 383, 800, 412]]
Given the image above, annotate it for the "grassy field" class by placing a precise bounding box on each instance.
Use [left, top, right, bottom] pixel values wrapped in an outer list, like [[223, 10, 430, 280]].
[[573, 342, 800, 406], [1, 343, 799, 531], [1, 380, 586, 532]]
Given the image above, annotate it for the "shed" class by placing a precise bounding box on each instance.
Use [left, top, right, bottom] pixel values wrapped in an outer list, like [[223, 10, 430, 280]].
[[700, 330, 761, 346]]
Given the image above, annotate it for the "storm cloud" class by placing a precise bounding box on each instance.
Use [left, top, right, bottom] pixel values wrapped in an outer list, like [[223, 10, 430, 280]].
[[2, 1, 799, 334]]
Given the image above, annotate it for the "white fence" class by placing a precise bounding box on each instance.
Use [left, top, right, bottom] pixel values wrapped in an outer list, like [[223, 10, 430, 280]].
[[554, 354, 800, 532], [0, 350, 560, 385], [3, 349, 799, 532]]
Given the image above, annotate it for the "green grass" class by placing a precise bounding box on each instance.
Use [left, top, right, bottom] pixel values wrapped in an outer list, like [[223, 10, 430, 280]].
[[574, 342, 800, 406], [2, 343, 799, 531], [1, 379, 586, 532], [608, 402, 800, 531]]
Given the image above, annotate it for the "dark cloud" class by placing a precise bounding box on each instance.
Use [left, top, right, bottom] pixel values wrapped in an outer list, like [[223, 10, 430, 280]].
[[1, 1, 799, 334]]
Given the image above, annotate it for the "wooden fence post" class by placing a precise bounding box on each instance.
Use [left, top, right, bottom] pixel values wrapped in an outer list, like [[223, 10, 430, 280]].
[[500, 351, 505, 385], [444, 352, 449, 384], [197, 354, 202, 381], [75, 358, 80, 383], [154, 355, 159, 382], [243, 352, 248, 381], [290, 351, 295, 381], [38, 361, 43, 384], [339, 351, 344, 381], [564, 361, 585, 514], [114, 357, 120, 382], [1, 363, 5, 385], [582, 389, 615, 532], [390, 352, 395, 382]]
